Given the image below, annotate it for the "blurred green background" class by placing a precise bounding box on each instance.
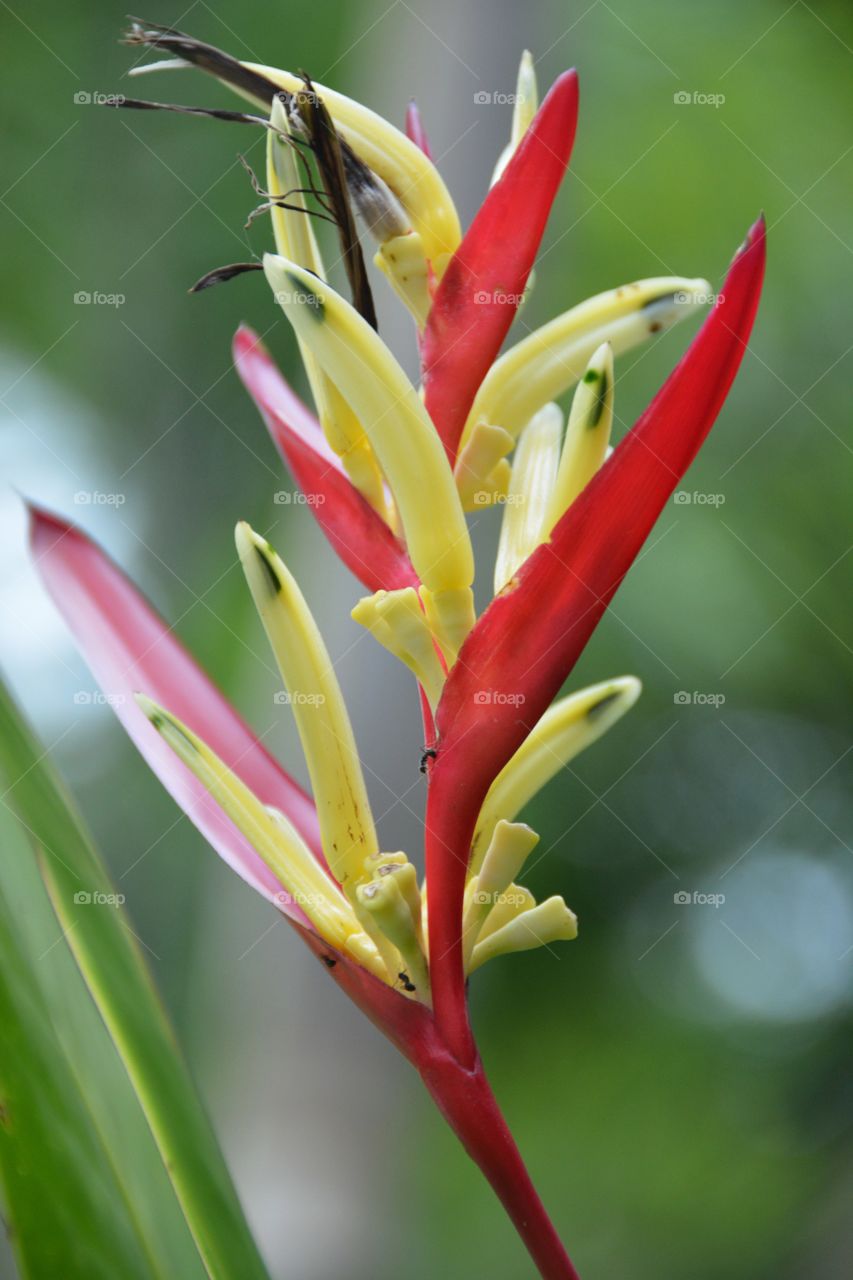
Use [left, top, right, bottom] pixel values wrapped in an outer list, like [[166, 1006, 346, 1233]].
[[1, 0, 851, 1277]]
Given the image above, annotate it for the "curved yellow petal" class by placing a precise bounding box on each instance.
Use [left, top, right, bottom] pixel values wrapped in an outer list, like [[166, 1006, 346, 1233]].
[[454, 422, 515, 510], [491, 49, 539, 185], [236, 523, 378, 893], [357, 872, 430, 1001], [352, 588, 446, 709], [135, 695, 378, 966], [494, 402, 562, 593], [266, 97, 388, 518], [265, 256, 474, 601], [266, 99, 384, 517], [471, 677, 642, 871], [374, 231, 433, 328], [543, 342, 614, 533], [469, 896, 578, 971], [462, 821, 539, 967], [461, 276, 712, 449]]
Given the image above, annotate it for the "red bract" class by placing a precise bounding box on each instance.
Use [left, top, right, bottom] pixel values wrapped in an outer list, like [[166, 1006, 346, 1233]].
[[425, 217, 766, 1059], [421, 70, 579, 461], [233, 326, 417, 593], [29, 505, 321, 910]]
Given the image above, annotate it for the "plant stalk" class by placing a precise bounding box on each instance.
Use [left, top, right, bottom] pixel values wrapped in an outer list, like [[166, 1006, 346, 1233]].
[[412, 1035, 581, 1280]]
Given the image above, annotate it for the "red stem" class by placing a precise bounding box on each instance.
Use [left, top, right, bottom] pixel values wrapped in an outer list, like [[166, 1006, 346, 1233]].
[[424, 765, 483, 1066], [412, 1034, 581, 1280]]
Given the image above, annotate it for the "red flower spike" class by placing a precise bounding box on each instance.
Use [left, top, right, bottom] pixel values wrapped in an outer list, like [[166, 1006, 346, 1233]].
[[425, 217, 767, 1059], [29, 504, 322, 914], [42, 32, 771, 1273], [233, 326, 417, 593], [405, 99, 432, 159], [421, 70, 579, 462]]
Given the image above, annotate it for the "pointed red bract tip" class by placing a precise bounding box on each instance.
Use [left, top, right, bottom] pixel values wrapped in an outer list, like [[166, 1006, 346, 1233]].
[[27, 500, 69, 546], [405, 99, 432, 159], [421, 70, 580, 462], [743, 212, 766, 250]]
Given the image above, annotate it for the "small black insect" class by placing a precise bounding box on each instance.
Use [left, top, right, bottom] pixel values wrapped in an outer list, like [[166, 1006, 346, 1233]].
[[398, 971, 416, 993], [419, 747, 438, 774], [321, 955, 337, 969]]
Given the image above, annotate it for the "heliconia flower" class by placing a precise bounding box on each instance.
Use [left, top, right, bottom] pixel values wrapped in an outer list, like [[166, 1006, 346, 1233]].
[[36, 29, 766, 1280]]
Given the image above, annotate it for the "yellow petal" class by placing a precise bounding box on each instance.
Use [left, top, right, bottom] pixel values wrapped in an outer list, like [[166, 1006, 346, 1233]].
[[266, 95, 324, 274], [352, 588, 446, 709], [543, 342, 614, 533], [418, 586, 477, 667], [265, 256, 474, 599], [474, 883, 536, 943], [494, 403, 562, 593], [477, 820, 540, 901], [471, 677, 642, 871], [454, 421, 515, 510], [469, 896, 577, 971], [374, 231, 433, 328], [461, 276, 712, 449], [462, 821, 539, 967], [135, 695, 378, 965], [266, 97, 388, 519], [357, 873, 430, 1000], [491, 49, 539, 185], [236, 523, 378, 893]]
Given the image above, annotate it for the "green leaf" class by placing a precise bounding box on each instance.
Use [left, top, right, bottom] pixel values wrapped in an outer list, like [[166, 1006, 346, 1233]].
[[0, 678, 271, 1280], [0, 800, 208, 1280], [0, 850, 155, 1280]]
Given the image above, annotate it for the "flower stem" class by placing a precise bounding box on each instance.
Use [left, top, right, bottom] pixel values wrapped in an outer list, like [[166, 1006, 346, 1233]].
[[413, 1037, 581, 1280], [423, 769, 483, 1068]]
